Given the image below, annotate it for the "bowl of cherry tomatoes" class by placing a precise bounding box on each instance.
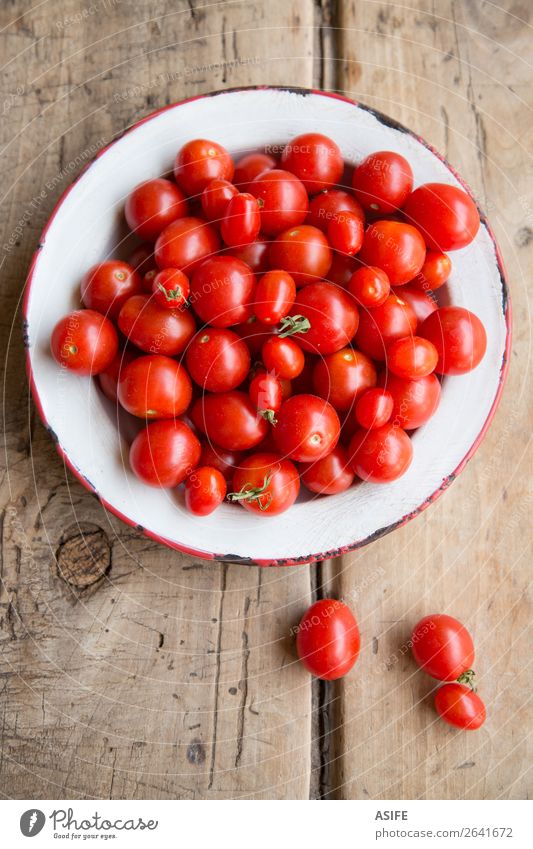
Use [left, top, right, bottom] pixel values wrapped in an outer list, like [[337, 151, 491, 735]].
[[24, 87, 510, 565]]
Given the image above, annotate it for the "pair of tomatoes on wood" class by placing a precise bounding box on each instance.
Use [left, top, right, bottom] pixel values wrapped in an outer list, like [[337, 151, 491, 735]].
[[50, 132, 487, 517]]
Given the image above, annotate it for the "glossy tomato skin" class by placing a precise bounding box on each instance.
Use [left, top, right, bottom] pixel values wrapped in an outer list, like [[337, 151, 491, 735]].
[[327, 211, 364, 256], [152, 268, 190, 309], [393, 285, 437, 325], [199, 443, 245, 483], [97, 347, 136, 402], [254, 270, 296, 325], [382, 372, 441, 430], [358, 220, 426, 285], [128, 243, 156, 277], [262, 336, 305, 380], [154, 217, 220, 273], [403, 183, 480, 250], [387, 335, 438, 379], [435, 684, 486, 730], [190, 256, 255, 328], [273, 394, 340, 462], [326, 252, 359, 289], [233, 151, 277, 191], [80, 260, 142, 320], [307, 189, 364, 232], [293, 282, 359, 355], [409, 250, 451, 291], [269, 224, 332, 286], [281, 133, 343, 194], [118, 354, 192, 419], [250, 169, 309, 236], [229, 452, 300, 515], [249, 371, 283, 417], [296, 599, 360, 680], [191, 391, 268, 451], [312, 347, 376, 411], [125, 178, 188, 240], [348, 424, 413, 482], [51, 309, 118, 375], [234, 315, 272, 357], [412, 614, 475, 681], [174, 138, 234, 196], [184, 466, 227, 516], [300, 445, 355, 495], [201, 178, 238, 222], [221, 192, 261, 247], [129, 419, 201, 488], [118, 295, 196, 356], [355, 292, 417, 360], [185, 328, 250, 392], [348, 266, 390, 308], [355, 388, 394, 429], [352, 150, 413, 213], [226, 237, 271, 274], [419, 307, 487, 375]]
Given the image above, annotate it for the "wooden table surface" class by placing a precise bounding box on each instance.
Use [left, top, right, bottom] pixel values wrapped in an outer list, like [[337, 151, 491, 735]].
[[0, 0, 531, 800]]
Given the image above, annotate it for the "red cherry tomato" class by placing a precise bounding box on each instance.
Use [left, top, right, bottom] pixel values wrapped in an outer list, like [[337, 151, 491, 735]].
[[312, 348, 376, 411], [327, 211, 364, 256], [142, 268, 158, 293], [174, 138, 234, 196], [354, 388, 394, 429], [409, 250, 452, 291], [97, 347, 136, 402], [269, 224, 332, 286], [355, 292, 417, 360], [129, 420, 201, 488], [250, 169, 309, 236], [307, 189, 364, 232], [412, 614, 475, 681], [228, 452, 300, 516], [382, 372, 441, 429], [403, 183, 480, 250], [352, 150, 413, 213], [254, 270, 296, 325], [152, 268, 190, 309], [292, 282, 359, 355], [326, 252, 359, 289], [348, 424, 413, 482], [185, 328, 250, 392], [300, 445, 355, 495], [118, 295, 196, 356], [419, 307, 487, 375], [225, 236, 270, 274], [51, 309, 118, 375], [234, 315, 272, 357], [201, 178, 238, 222], [358, 220, 426, 285], [233, 151, 277, 192], [199, 443, 246, 483], [348, 266, 391, 308], [249, 371, 283, 422], [221, 192, 261, 247], [184, 466, 227, 516], [154, 217, 220, 273], [262, 336, 305, 380], [393, 285, 437, 325], [387, 335, 438, 379], [191, 391, 268, 451], [280, 133, 343, 194], [296, 599, 360, 680], [190, 256, 255, 328], [125, 178, 188, 240], [128, 243, 156, 277], [80, 260, 141, 320], [273, 394, 340, 462], [117, 354, 192, 419], [435, 684, 486, 730]]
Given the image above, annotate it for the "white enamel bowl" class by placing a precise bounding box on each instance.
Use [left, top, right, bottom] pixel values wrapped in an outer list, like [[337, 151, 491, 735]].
[[24, 87, 510, 566]]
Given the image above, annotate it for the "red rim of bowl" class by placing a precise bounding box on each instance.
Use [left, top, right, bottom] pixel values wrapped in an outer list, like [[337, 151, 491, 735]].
[[22, 85, 512, 567]]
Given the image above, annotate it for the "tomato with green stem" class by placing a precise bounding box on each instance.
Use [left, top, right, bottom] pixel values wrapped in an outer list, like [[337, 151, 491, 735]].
[[411, 614, 475, 682], [228, 452, 300, 516], [184, 466, 227, 516], [249, 371, 283, 424], [296, 599, 360, 680], [152, 268, 190, 309]]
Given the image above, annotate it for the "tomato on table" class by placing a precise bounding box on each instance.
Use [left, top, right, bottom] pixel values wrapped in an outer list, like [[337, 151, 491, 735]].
[[355, 292, 417, 360], [348, 266, 390, 308], [228, 452, 300, 515], [434, 684, 486, 730], [348, 423, 413, 482], [185, 328, 250, 393], [419, 307, 487, 375], [387, 335, 438, 379], [174, 138, 234, 196], [403, 182, 480, 250], [118, 295, 196, 356], [233, 151, 277, 192], [280, 133, 344, 194], [189, 255, 255, 328], [253, 270, 296, 325], [409, 250, 451, 291], [307, 189, 364, 232], [269, 224, 332, 286], [358, 220, 426, 285], [125, 178, 188, 240], [201, 178, 238, 222], [382, 372, 441, 430], [152, 268, 190, 309], [191, 391, 268, 451], [51, 309, 118, 375], [411, 614, 475, 681], [299, 445, 355, 495], [129, 419, 201, 488], [354, 388, 394, 430], [292, 282, 359, 355], [393, 285, 437, 325], [273, 394, 340, 462], [154, 216, 220, 273], [80, 260, 141, 320], [352, 150, 413, 213], [262, 336, 305, 380], [296, 599, 360, 680], [250, 169, 309, 235], [327, 211, 364, 256], [221, 192, 261, 247], [118, 354, 192, 419], [312, 347, 376, 411], [249, 371, 283, 423], [184, 466, 227, 516]]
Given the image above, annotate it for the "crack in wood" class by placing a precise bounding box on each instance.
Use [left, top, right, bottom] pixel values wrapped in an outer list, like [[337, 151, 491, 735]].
[[207, 563, 227, 791], [235, 595, 251, 768]]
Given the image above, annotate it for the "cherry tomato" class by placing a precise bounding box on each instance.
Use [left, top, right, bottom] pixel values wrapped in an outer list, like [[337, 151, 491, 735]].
[[312, 348, 376, 411], [307, 189, 364, 232], [280, 132, 343, 194], [128, 243, 156, 277], [273, 394, 340, 462], [355, 292, 417, 360], [129, 419, 201, 488], [435, 684, 486, 730], [224, 240, 269, 278], [300, 445, 355, 495], [419, 307, 487, 375], [234, 315, 272, 357], [292, 282, 359, 355], [190, 256, 256, 328], [174, 138, 234, 196], [249, 371, 283, 423], [403, 183, 480, 250], [352, 150, 413, 213], [382, 373, 441, 429], [125, 178, 188, 240], [221, 192, 261, 247], [118, 354, 192, 419], [118, 295, 196, 356], [228, 452, 300, 516], [393, 285, 437, 325], [348, 424, 413, 482], [269, 224, 332, 286], [142, 268, 158, 294], [253, 270, 296, 325], [326, 252, 359, 288], [152, 268, 190, 309], [296, 599, 360, 680], [191, 391, 268, 451], [412, 614, 475, 681], [387, 335, 438, 379], [97, 347, 136, 402], [51, 309, 118, 375], [409, 250, 451, 291], [348, 266, 391, 308], [199, 442, 245, 483], [201, 178, 238, 222], [233, 151, 277, 192], [250, 169, 309, 235], [80, 260, 141, 320], [358, 220, 426, 285], [327, 211, 364, 256], [185, 328, 250, 392], [262, 336, 305, 380], [184, 466, 227, 516], [154, 217, 220, 273], [354, 388, 394, 430]]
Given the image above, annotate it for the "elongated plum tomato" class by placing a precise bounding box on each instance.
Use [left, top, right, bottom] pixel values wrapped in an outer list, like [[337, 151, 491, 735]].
[[307, 189, 364, 232], [354, 388, 393, 430], [262, 336, 304, 380], [184, 466, 227, 516], [382, 372, 441, 430], [185, 328, 250, 393], [358, 220, 426, 285], [125, 178, 188, 241], [296, 599, 360, 680], [393, 285, 437, 325], [97, 347, 136, 402], [250, 169, 309, 236], [249, 371, 283, 422], [233, 151, 277, 192], [403, 183, 480, 251], [118, 295, 196, 356], [300, 445, 355, 495], [352, 150, 413, 213], [152, 268, 190, 309], [348, 266, 390, 308], [80, 260, 141, 320], [190, 256, 255, 328], [419, 307, 487, 375], [312, 348, 376, 411], [435, 684, 486, 730], [129, 419, 201, 488], [292, 282, 359, 355], [154, 217, 220, 273], [191, 391, 268, 451], [117, 354, 192, 419], [409, 250, 451, 291], [228, 452, 300, 516], [174, 138, 234, 196], [348, 424, 413, 482], [355, 292, 417, 361], [221, 192, 261, 247], [327, 211, 364, 256], [280, 133, 343, 194], [269, 225, 332, 286], [201, 178, 238, 222], [412, 614, 475, 681], [199, 443, 245, 483], [254, 270, 296, 325], [51, 309, 118, 375], [387, 335, 438, 379], [273, 394, 340, 462]]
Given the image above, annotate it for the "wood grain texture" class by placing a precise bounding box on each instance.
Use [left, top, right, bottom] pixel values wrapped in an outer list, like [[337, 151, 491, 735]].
[[0, 0, 531, 801]]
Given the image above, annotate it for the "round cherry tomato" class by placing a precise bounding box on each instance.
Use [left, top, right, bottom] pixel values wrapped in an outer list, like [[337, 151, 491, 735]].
[[225, 236, 270, 274], [307, 189, 364, 232], [312, 348, 376, 411], [327, 211, 364, 256], [410, 250, 451, 291], [273, 394, 340, 462], [393, 285, 437, 325], [292, 282, 359, 355], [348, 424, 413, 482], [300, 445, 355, 495], [358, 220, 426, 285], [184, 466, 227, 516], [51, 309, 118, 375], [125, 178, 188, 240], [262, 336, 305, 380], [154, 217, 220, 273], [228, 452, 300, 515], [174, 138, 234, 196], [419, 307, 487, 375], [254, 270, 296, 325], [185, 328, 250, 392], [142, 268, 158, 293], [249, 371, 283, 422], [387, 335, 438, 379], [191, 391, 268, 451], [382, 372, 441, 430], [403, 183, 480, 250], [234, 314, 272, 357], [118, 354, 192, 419], [129, 419, 201, 488], [412, 614, 475, 681], [233, 151, 277, 191], [199, 442, 245, 483], [355, 388, 394, 429], [352, 150, 413, 213], [280, 133, 343, 194], [435, 684, 486, 730], [201, 178, 238, 222], [221, 192, 261, 247], [97, 347, 136, 402], [128, 243, 156, 276], [269, 224, 332, 286], [190, 255, 255, 328], [152, 268, 190, 309], [80, 260, 141, 320], [355, 292, 417, 360], [296, 599, 360, 680], [326, 252, 359, 288], [348, 266, 390, 308], [118, 295, 196, 356], [250, 169, 309, 235]]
